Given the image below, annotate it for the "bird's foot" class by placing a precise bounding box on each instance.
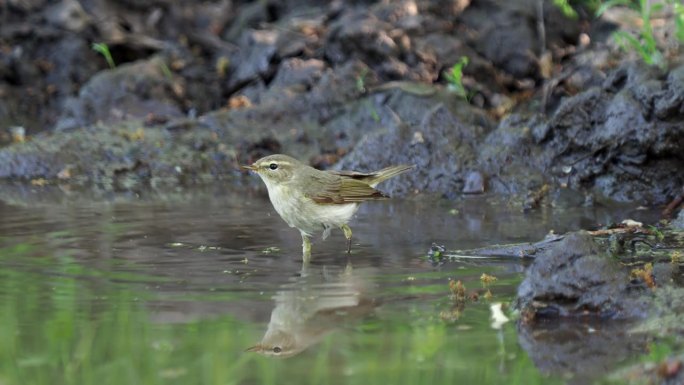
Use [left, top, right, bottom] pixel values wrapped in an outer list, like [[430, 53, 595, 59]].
[[302, 235, 312, 264], [341, 224, 353, 254]]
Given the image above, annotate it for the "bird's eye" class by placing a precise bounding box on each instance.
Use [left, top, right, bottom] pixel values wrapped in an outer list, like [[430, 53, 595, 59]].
[[269, 163, 278, 170], [272, 346, 282, 353]]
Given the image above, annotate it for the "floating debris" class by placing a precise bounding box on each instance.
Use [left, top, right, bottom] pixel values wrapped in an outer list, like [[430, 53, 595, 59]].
[[261, 246, 280, 254], [439, 308, 462, 322], [631, 263, 656, 289], [197, 245, 220, 252], [480, 273, 498, 286], [621, 219, 643, 228], [483, 289, 493, 301], [449, 279, 467, 303], [10, 126, 26, 143], [426, 243, 446, 265], [228, 95, 252, 109], [57, 166, 72, 180]]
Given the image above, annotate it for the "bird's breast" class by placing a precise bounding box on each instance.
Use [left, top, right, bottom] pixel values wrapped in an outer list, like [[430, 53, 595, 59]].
[[266, 184, 298, 222], [265, 183, 358, 235]]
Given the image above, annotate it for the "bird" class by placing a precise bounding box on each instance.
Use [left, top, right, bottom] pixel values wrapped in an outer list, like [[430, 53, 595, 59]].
[[242, 154, 414, 262], [245, 263, 376, 357]]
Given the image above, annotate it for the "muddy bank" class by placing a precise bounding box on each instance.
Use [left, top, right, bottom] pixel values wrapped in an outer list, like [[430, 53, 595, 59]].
[[339, 62, 684, 204], [0, 117, 236, 189], [513, 226, 684, 384], [514, 231, 654, 319], [1, 1, 683, 205], [3, 61, 682, 205]]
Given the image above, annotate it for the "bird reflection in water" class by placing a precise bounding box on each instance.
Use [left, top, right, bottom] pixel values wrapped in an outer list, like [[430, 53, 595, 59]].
[[246, 263, 377, 358]]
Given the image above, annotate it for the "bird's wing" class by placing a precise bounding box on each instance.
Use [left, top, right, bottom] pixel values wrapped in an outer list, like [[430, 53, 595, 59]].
[[329, 170, 375, 179], [305, 176, 388, 204], [330, 165, 414, 186]]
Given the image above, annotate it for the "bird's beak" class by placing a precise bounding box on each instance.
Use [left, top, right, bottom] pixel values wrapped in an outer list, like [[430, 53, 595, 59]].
[[241, 164, 257, 171], [245, 344, 263, 353]]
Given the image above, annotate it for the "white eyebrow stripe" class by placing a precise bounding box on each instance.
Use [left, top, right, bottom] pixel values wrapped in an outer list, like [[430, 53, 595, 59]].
[[261, 161, 291, 167]]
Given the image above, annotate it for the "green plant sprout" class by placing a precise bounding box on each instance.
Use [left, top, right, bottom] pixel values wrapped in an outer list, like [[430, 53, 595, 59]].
[[596, 0, 675, 68], [553, 0, 578, 19], [675, 1, 684, 42], [159, 61, 173, 79], [91, 42, 116, 69], [551, 0, 604, 19], [444, 56, 469, 99], [356, 67, 369, 93]]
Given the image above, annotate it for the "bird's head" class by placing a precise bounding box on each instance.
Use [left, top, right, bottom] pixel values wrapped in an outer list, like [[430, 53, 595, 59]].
[[241, 154, 300, 185], [245, 330, 301, 358]]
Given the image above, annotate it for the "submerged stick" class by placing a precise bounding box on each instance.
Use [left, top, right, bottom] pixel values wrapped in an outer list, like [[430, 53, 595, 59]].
[[428, 234, 565, 262], [427, 223, 680, 264]]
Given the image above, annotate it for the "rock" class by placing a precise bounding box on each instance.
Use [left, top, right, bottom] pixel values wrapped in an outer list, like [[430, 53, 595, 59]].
[[44, 0, 91, 32], [0, 119, 235, 185], [515, 231, 652, 319], [6, 0, 47, 12], [0, 31, 100, 135], [544, 63, 684, 203], [460, 0, 581, 79], [514, 226, 684, 383], [223, 1, 279, 42], [413, 33, 498, 88], [324, 11, 400, 65], [257, 58, 327, 104], [478, 113, 547, 195], [226, 29, 279, 92], [307, 60, 379, 111], [471, 11, 539, 78], [199, 60, 379, 165], [43, 37, 101, 101], [336, 93, 492, 199], [462, 170, 485, 194], [56, 56, 185, 131], [272, 58, 326, 88], [673, 210, 684, 231], [654, 65, 684, 119], [274, 25, 321, 59]]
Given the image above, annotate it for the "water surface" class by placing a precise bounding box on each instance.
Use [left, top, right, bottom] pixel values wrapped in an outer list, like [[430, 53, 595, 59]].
[[0, 183, 660, 384]]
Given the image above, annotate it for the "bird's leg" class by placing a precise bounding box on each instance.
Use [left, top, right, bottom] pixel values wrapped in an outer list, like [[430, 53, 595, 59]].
[[341, 224, 353, 254], [301, 233, 312, 264], [343, 260, 353, 276], [300, 262, 310, 278]]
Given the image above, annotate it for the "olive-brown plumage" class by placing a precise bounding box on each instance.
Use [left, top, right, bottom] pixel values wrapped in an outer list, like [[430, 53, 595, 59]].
[[243, 154, 414, 262]]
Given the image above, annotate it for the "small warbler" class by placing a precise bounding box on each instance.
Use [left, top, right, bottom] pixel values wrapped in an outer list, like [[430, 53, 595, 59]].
[[242, 154, 414, 262]]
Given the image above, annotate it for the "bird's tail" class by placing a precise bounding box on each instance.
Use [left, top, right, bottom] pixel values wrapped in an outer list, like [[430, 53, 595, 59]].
[[369, 164, 415, 187]]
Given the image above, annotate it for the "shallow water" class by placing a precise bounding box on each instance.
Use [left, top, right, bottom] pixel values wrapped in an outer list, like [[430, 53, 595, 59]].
[[0, 183, 662, 385]]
